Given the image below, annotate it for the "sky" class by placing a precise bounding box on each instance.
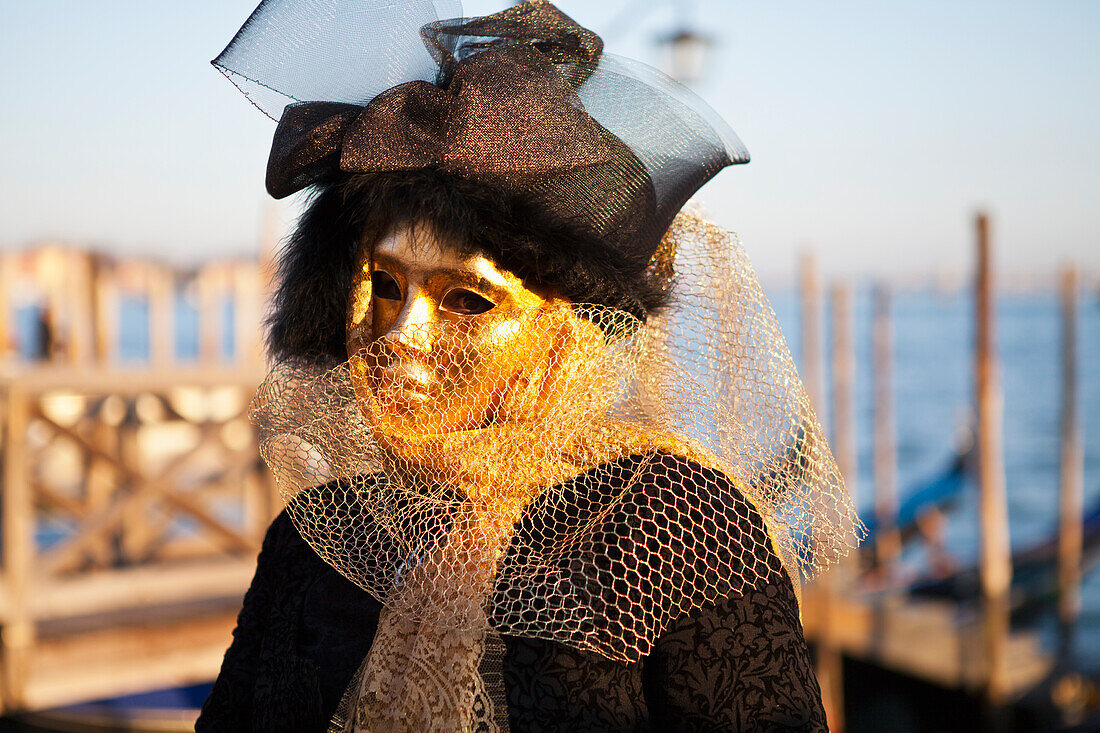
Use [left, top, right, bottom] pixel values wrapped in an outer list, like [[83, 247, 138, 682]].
[[0, 0, 1097, 280]]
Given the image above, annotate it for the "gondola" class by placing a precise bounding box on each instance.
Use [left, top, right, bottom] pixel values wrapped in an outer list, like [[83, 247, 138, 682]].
[[860, 445, 972, 551], [909, 494, 1100, 620]]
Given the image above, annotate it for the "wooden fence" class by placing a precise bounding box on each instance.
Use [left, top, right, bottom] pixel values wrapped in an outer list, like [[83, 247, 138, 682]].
[[0, 365, 271, 712]]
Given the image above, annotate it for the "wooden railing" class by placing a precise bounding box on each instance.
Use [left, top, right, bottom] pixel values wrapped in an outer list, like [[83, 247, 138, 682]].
[[0, 365, 273, 712]]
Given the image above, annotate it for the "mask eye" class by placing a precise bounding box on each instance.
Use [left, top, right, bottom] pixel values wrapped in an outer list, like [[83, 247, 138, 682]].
[[441, 288, 495, 315], [371, 270, 402, 301]]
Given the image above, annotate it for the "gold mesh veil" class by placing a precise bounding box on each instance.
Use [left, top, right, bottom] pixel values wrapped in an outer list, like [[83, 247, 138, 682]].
[[249, 213, 861, 731], [217, 2, 862, 731]]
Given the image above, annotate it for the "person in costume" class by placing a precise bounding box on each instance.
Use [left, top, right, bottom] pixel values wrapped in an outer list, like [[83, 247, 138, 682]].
[[198, 2, 861, 731]]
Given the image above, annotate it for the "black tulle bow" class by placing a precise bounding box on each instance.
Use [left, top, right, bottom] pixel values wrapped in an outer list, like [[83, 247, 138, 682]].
[[266, 1, 610, 199]]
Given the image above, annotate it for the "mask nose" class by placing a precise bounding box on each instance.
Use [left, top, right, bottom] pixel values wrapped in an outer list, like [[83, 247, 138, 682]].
[[382, 294, 436, 355]]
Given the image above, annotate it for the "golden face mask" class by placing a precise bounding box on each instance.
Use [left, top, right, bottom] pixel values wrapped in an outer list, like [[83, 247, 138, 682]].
[[252, 212, 864, 733], [346, 223, 557, 435]]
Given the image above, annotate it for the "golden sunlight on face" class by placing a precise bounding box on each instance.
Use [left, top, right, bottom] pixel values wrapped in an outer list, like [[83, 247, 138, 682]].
[[346, 223, 554, 433]]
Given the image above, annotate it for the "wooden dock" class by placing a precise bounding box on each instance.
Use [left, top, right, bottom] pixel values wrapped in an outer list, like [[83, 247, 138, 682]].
[[0, 365, 271, 715], [0, 239, 275, 720], [794, 212, 1094, 730], [800, 585, 1052, 702]]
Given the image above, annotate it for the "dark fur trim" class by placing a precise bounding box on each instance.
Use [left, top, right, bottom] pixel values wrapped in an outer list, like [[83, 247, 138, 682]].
[[266, 170, 671, 362]]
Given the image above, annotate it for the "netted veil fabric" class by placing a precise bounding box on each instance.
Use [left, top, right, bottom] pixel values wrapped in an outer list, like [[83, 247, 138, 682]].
[[250, 213, 861, 732], [217, 2, 861, 731], [214, 0, 749, 317]]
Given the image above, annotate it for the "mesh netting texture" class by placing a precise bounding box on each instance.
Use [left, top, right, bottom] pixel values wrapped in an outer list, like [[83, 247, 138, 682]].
[[251, 213, 862, 732], [218, 2, 862, 730]]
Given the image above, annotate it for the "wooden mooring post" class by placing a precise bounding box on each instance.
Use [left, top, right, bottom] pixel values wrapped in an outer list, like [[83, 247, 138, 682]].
[[872, 286, 900, 570], [830, 282, 858, 575], [1, 387, 33, 709], [198, 266, 226, 365], [149, 264, 177, 366], [233, 263, 264, 367], [800, 252, 845, 732], [1057, 265, 1083, 667], [800, 253, 828, 425], [0, 255, 12, 358], [62, 251, 93, 363], [93, 256, 118, 365], [974, 211, 1012, 707]]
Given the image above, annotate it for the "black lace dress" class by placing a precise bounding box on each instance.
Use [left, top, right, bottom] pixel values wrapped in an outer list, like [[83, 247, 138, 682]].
[[195, 454, 826, 732]]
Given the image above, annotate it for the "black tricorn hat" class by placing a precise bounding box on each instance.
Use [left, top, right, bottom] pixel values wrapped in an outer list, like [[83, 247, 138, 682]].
[[214, 0, 748, 264]]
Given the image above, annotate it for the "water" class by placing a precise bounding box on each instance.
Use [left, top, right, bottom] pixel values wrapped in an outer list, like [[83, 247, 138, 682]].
[[772, 286, 1100, 666]]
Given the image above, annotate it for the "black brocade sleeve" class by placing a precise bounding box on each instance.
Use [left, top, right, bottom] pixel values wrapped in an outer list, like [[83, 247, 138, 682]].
[[639, 453, 828, 732], [644, 574, 827, 733], [499, 452, 828, 732], [195, 511, 326, 733], [196, 512, 286, 732]]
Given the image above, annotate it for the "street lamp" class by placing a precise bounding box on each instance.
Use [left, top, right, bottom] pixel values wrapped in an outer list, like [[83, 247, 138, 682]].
[[655, 27, 714, 85]]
